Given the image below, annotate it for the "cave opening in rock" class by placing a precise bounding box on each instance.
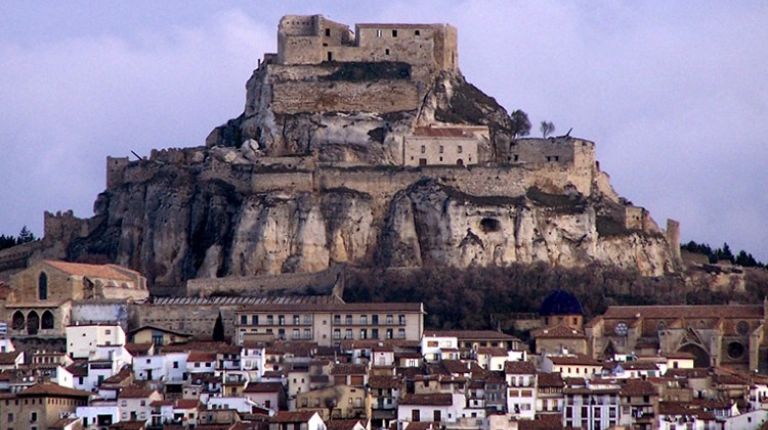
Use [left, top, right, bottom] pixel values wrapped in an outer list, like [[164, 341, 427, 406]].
[[480, 217, 501, 233]]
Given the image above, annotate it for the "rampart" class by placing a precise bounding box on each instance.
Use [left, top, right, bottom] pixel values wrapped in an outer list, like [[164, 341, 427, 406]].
[[271, 80, 420, 114], [186, 264, 344, 297]]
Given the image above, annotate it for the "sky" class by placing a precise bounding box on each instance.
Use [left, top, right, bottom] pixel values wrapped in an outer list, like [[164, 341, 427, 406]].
[[1, 1, 766, 260]]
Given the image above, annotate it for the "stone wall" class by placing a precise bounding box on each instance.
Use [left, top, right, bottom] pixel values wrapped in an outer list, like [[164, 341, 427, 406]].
[[186, 264, 344, 297], [271, 80, 420, 114]]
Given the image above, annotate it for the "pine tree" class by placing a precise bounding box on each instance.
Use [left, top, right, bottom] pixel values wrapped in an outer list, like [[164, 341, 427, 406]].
[[212, 312, 225, 341], [17, 226, 35, 244]]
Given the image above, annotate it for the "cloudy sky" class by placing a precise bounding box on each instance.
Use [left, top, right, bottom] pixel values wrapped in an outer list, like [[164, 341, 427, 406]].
[[1, 1, 766, 260]]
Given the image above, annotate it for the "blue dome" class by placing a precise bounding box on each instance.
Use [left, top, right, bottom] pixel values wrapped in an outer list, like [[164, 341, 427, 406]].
[[539, 289, 583, 316]]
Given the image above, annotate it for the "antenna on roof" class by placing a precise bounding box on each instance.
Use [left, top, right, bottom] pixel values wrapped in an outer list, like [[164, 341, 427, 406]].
[[130, 150, 143, 161]]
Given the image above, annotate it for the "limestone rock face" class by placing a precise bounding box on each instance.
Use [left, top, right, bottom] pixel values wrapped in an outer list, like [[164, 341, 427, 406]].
[[45, 63, 681, 292]]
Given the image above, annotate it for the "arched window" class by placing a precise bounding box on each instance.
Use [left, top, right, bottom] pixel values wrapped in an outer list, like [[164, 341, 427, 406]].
[[38, 272, 48, 300], [27, 311, 40, 335], [41, 311, 54, 330], [11, 311, 25, 330]]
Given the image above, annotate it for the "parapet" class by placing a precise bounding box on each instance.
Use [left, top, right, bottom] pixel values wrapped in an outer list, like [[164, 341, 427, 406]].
[[276, 14, 458, 72]]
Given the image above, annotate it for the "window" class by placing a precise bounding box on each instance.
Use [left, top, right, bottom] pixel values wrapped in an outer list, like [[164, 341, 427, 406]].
[[372, 315, 379, 325], [376, 29, 382, 38], [399, 315, 406, 325], [439, 145, 444, 153], [457, 145, 463, 154], [325, 28, 331, 37], [173, 361, 179, 368], [385, 48, 390, 55], [345, 315, 353, 325], [361, 315, 368, 325], [334, 315, 341, 324], [31, 412, 37, 422], [345, 329, 353, 339], [386, 329, 393, 339], [240, 315, 248, 325], [304, 328, 311, 339], [360, 329, 367, 339], [252, 315, 259, 325], [420, 145, 426, 154], [392, 29, 398, 37], [293, 315, 300, 325], [415, 30, 421, 36], [267, 315, 274, 325], [371, 328, 379, 339], [398, 328, 405, 339], [38, 272, 48, 300], [292, 329, 300, 339], [333, 329, 341, 340], [278, 315, 285, 326], [7, 413, 13, 422], [386, 315, 393, 324]]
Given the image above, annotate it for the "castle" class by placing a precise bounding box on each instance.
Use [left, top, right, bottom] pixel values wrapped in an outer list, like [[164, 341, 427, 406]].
[[0, 15, 683, 293]]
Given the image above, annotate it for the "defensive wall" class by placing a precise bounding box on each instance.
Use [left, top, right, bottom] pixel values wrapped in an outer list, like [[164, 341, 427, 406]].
[[271, 80, 420, 114], [186, 264, 344, 297]]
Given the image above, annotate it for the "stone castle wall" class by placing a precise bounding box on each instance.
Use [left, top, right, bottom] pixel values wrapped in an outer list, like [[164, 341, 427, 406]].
[[186, 264, 343, 297], [271, 80, 421, 114]]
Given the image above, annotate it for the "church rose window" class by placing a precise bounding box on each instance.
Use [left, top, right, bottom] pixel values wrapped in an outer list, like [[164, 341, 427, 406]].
[[736, 321, 750, 335], [727, 342, 745, 359]]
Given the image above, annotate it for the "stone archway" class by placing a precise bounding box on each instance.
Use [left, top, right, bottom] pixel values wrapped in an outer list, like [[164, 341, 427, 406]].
[[678, 343, 710, 368], [27, 311, 40, 335], [11, 311, 24, 330], [41, 310, 54, 330]]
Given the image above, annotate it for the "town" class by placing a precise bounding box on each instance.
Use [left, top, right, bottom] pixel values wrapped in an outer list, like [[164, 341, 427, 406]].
[[2, 259, 768, 430]]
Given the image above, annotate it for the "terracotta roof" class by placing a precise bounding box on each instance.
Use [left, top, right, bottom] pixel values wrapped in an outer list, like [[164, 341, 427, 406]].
[[438, 359, 472, 375], [270, 411, 318, 423], [188, 351, 217, 362], [666, 368, 710, 379], [505, 360, 536, 374], [0, 351, 21, 365], [422, 330, 518, 341], [533, 324, 585, 339], [50, 417, 81, 429], [548, 355, 602, 366], [125, 343, 153, 355], [602, 305, 763, 320], [102, 367, 132, 384], [65, 360, 89, 377], [44, 260, 136, 281], [476, 347, 508, 356], [109, 421, 147, 430], [241, 302, 423, 313], [368, 375, 402, 389], [119, 386, 156, 399], [174, 398, 201, 409], [331, 363, 367, 375], [538, 372, 565, 388], [619, 379, 658, 396], [18, 382, 91, 398], [412, 127, 476, 138], [326, 420, 364, 430], [400, 393, 453, 406], [519, 415, 564, 430], [244, 382, 283, 393]]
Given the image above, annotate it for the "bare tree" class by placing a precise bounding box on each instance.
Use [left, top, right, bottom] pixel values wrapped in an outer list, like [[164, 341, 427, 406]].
[[540, 121, 555, 138]]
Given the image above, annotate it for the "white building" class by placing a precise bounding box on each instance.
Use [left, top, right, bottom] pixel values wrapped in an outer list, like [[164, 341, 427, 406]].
[[563, 380, 621, 430], [77, 402, 120, 429], [66, 323, 126, 359], [240, 343, 266, 378], [206, 396, 259, 414], [132, 352, 188, 382], [397, 393, 465, 424], [505, 361, 537, 420], [420, 334, 459, 362]]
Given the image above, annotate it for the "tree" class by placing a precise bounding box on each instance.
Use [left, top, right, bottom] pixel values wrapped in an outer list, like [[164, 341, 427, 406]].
[[17, 226, 35, 244], [212, 312, 225, 341], [540, 121, 555, 138], [0, 234, 16, 251], [509, 110, 531, 138]]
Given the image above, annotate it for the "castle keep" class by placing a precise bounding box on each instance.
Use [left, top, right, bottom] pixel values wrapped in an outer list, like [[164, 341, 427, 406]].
[[277, 15, 458, 72]]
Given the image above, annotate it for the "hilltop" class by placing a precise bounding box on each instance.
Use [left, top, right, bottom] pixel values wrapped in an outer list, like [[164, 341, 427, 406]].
[[0, 15, 682, 293]]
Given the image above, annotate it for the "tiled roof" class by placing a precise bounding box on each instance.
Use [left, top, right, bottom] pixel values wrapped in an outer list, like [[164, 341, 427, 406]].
[[188, 351, 217, 362], [519, 415, 564, 430], [326, 420, 364, 430], [19, 382, 91, 398], [504, 360, 536, 375], [476, 347, 508, 356], [44, 260, 136, 281], [619, 379, 658, 396], [537, 372, 565, 388], [548, 355, 602, 366], [438, 359, 472, 374], [331, 363, 367, 375], [368, 375, 402, 389], [174, 399, 201, 409], [422, 330, 519, 341], [244, 382, 283, 393], [602, 305, 763, 320], [241, 302, 423, 312], [270, 411, 318, 423], [125, 343, 153, 356], [0, 351, 21, 365], [400, 393, 453, 406], [533, 324, 585, 339], [412, 126, 476, 138], [119, 386, 156, 398]]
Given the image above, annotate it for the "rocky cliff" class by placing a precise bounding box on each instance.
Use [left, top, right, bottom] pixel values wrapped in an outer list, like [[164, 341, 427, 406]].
[[25, 60, 681, 293]]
